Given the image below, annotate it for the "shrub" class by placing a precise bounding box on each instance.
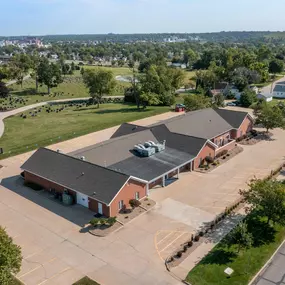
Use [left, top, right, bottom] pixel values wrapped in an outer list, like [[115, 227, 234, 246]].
[[129, 199, 141, 208], [107, 217, 117, 226], [226, 154, 230, 157], [183, 245, 188, 252], [176, 251, 183, 258], [199, 231, 204, 237], [205, 156, 214, 164], [194, 235, 200, 242], [187, 241, 193, 247], [24, 181, 43, 191], [100, 219, 106, 226], [89, 218, 99, 226]]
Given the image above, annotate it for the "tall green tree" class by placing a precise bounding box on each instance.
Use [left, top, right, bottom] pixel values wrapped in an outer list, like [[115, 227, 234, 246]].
[[240, 89, 257, 108], [269, 59, 284, 76], [240, 179, 285, 225], [255, 104, 285, 133], [226, 221, 253, 253], [0, 81, 9, 98], [184, 94, 211, 111], [82, 68, 116, 108], [38, 58, 63, 94], [0, 227, 22, 285], [30, 53, 41, 92], [9, 54, 31, 88]]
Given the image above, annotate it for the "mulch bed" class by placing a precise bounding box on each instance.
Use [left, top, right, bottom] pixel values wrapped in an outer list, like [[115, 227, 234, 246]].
[[117, 198, 156, 225], [89, 222, 123, 237], [197, 146, 243, 173]]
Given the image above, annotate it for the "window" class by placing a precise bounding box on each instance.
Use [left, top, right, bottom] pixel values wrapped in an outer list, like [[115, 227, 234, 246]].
[[135, 192, 140, 200], [118, 200, 124, 210]]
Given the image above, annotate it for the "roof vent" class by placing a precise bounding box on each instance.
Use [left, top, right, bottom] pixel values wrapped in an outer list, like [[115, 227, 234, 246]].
[[80, 156, 86, 161]]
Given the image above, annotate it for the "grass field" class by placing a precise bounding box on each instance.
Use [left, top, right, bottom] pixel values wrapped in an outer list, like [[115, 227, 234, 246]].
[[73, 276, 100, 285], [81, 66, 133, 76], [0, 103, 170, 159], [186, 212, 285, 285]]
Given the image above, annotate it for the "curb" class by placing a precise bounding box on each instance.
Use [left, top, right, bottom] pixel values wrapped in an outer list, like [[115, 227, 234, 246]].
[[248, 239, 285, 285]]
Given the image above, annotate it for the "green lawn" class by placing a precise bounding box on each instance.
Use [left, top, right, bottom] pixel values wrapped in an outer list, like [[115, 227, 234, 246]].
[[73, 276, 100, 285], [186, 213, 285, 285], [81, 66, 133, 76], [0, 103, 170, 159]]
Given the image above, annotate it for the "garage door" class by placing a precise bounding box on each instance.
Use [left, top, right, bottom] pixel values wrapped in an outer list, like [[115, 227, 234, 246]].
[[76, 192, 89, 208]]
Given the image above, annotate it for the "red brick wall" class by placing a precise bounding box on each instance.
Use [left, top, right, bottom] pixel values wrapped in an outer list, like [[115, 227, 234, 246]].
[[238, 116, 253, 137], [215, 140, 236, 156], [194, 143, 215, 169], [24, 171, 76, 199], [168, 169, 178, 178], [109, 179, 147, 217], [88, 198, 110, 217]]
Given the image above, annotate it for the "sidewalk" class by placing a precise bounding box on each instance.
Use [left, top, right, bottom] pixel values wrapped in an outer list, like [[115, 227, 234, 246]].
[[171, 207, 246, 281]]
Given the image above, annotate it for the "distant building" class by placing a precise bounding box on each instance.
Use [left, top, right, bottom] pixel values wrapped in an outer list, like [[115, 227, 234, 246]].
[[273, 82, 285, 98], [257, 93, 273, 102]]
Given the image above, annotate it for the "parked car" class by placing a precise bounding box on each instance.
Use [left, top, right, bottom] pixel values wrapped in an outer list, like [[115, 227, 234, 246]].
[[227, 102, 237, 106]]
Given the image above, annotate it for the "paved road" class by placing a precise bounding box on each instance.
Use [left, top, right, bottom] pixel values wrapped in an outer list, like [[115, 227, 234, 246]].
[[251, 241, 285, 285], [261, 75, 285, 94], [0, 96, 124, 138]]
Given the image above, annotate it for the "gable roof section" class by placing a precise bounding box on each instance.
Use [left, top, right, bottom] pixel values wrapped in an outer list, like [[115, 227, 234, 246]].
[[21, 148, 130, 205], [273, 84, 285, 93], [214, 108, 249, 129], [150, 124, 207, 156], [110, 123, 148, 139], [159, 108, 233, 139]]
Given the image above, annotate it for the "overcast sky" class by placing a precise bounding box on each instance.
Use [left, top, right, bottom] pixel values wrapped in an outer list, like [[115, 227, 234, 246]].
[[1, 0, 285, 36]]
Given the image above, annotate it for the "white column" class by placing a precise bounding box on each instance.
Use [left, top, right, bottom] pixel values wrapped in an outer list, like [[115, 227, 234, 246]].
[[162, 176, 165, 187], [146, 184, 150, 196], [177, 168, 180, 178]]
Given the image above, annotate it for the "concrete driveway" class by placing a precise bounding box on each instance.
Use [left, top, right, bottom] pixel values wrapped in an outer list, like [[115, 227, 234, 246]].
[[1, 112, 285, 284]]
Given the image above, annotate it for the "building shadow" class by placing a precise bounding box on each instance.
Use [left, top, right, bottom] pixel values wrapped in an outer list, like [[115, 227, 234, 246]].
[[1, 175, 94, 229]]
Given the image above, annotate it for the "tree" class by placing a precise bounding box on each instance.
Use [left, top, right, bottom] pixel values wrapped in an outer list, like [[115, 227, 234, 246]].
[[240, 89, 257, 108], [183, 48, 198, 68], [269, 59, 284, 76], [82, 68, 116, 108], [255, 104, 285, 133], [9, 54, 31, 88], [0, 227, 22, 284], [184, 94, 211, 112], [0, 81, 9, 98], [212, 93, 225, 107], [30, 54, 41, 92], [38, 58, 63, 94], [226, 221, 253, 253], [240, 179, 285, 225], [140, 92, 161, 107]]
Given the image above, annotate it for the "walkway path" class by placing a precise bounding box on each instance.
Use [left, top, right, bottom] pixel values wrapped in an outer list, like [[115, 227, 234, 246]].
[[171, 207, 246, 281], [0, 96, 124, 138], [250, 240, 285, 285]]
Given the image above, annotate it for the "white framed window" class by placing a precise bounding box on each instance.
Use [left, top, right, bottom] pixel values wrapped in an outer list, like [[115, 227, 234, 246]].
[[118, 200, 124, 210], [135, 192, 140, 200]]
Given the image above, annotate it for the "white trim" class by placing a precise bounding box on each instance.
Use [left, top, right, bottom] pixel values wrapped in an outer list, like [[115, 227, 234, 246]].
[[23, 169, 109, 206], [195, 140, 217, 159], [129, 176, 148, 184], [209, 129, 233, 142]]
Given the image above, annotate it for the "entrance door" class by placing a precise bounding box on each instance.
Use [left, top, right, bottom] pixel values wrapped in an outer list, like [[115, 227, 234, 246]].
[[98, 203, 103, 215], [76, 192, 89, 208]]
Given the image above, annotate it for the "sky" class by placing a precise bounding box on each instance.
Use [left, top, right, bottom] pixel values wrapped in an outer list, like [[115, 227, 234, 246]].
[[1, 0, 285, 36]]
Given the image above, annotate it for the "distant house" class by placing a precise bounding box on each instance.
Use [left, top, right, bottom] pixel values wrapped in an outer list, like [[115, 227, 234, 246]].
[[257, 93, 273, 102], [211, 82, 230, 96], [273, 82, 285, 99], [171, 63, 187, 69]]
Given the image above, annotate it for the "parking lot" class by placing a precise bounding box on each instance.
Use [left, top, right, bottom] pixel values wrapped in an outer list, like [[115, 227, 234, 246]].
[[1, 111, 285, 284]]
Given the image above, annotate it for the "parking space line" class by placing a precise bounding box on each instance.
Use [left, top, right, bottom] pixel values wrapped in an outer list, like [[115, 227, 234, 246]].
[[37, 267, 71, 285], [159, 232, 186, 253], [18, 257, 57, 278], [156, 231, 174, 245]]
